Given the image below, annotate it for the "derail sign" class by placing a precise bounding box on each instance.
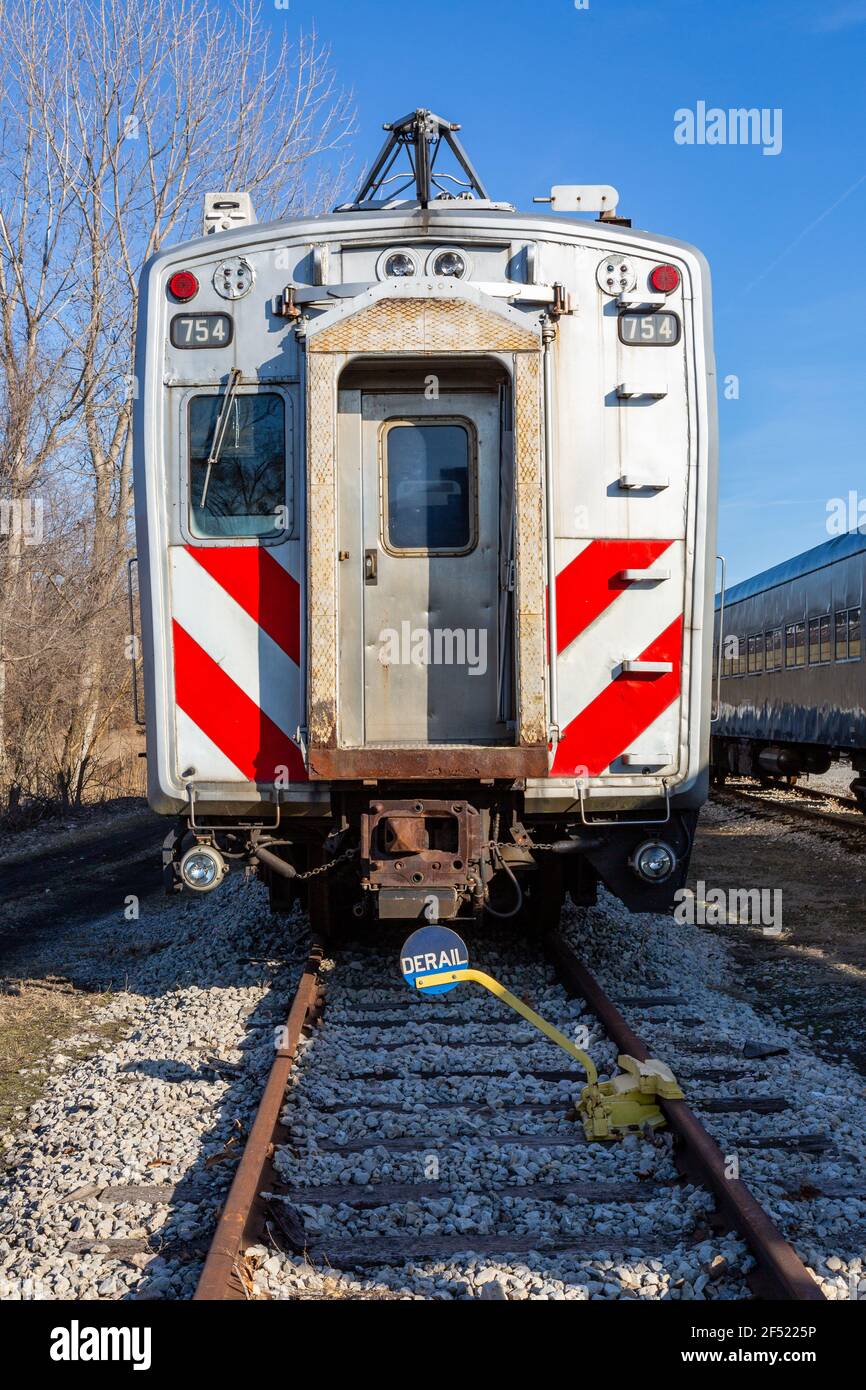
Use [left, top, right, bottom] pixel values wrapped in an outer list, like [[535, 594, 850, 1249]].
[[400, 925, 469, 996]]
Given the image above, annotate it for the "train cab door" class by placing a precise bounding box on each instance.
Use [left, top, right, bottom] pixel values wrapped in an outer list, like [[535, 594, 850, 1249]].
[[338, 388, 506, 747]]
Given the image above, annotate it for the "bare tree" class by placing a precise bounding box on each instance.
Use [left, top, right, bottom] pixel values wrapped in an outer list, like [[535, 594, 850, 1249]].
[[0, 0, 354, 809]]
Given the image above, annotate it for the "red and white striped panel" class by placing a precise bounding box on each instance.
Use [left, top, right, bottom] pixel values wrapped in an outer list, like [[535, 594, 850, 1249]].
[[551, 538, 684, 777], [170, 545, 307, 784]]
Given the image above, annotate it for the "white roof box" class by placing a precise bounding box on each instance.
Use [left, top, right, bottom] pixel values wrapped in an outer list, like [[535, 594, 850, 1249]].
[[203, 192, 257, 236], [533, 184, 620, 214]]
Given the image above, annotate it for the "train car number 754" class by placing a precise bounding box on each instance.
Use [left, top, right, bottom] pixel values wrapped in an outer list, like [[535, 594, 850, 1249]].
[[170, 313, 233, 348]]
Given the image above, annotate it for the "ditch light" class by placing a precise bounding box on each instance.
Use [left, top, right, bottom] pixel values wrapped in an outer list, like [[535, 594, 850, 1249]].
[[179, 844, 227, 892]]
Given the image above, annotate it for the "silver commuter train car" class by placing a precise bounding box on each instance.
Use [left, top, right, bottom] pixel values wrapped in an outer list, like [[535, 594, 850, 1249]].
[[712, 530, 866, 807], [132, 109, 719, 930]]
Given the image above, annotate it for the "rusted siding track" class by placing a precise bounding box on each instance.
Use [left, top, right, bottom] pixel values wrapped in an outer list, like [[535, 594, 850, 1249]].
[[195, 932, 824, 1302], [543, 935, 824, 1301], [194, 942, 324, 1301], [716, 784, 865, 835]]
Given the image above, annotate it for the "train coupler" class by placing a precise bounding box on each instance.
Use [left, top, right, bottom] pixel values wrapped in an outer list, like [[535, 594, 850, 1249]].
[[578, 1055, 684, 1141]]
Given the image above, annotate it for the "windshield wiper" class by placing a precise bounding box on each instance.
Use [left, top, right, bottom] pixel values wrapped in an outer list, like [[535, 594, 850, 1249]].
[[199, 367, 242, 508]]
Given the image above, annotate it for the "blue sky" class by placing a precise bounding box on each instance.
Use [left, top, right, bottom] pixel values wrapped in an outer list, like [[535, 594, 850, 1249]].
[[274, 0, 866, 584]]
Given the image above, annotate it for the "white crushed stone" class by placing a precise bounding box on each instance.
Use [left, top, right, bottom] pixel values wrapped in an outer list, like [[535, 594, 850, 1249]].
[[0, 877, 305, 1300]]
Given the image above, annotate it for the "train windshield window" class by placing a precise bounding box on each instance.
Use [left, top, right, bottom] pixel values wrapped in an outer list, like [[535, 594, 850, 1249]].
[[188, 393, 286, 538], [383, 421, 475, 552]]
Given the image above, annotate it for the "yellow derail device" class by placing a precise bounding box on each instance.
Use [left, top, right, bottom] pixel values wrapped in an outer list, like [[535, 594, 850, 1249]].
[[400, 924, 683, 1141]]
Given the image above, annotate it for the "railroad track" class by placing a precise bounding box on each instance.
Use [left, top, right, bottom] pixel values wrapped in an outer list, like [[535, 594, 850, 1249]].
[[715, 780, 865, 835], [194, 927, 830, 1302]]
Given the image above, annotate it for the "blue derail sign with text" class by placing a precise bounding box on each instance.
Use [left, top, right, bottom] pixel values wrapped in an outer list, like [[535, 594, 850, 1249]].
[[400, 925, 469, 995]]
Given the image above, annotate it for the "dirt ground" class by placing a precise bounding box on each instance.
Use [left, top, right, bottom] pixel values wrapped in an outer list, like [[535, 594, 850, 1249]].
[[0, 802, 165, 1155], [689, 796, 866, 1077]]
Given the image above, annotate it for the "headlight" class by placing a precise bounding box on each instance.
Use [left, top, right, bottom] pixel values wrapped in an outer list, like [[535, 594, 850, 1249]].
[[430, 248, 467, 279], [629, 840, 677, 884], [180, 844, 227, 892], [381, 249, 418, 278]]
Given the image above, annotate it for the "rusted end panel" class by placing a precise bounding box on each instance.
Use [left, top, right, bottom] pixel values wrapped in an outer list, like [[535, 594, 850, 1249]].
[[309, 295, 539, 356], [306, 351, 340, 748], [304, 289, 548, 772], [307, 746, 548, 780], [513, 353, 547, 749]]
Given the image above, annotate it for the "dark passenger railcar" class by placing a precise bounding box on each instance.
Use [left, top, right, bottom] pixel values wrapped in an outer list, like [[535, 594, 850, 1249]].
[[712, 531, 865, 808]]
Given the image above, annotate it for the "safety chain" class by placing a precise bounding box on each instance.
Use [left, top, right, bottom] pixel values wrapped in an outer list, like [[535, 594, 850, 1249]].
[[489, 812, 567, 855], [502, 840, 569, 852], [290, 840, 564, 883], [294, 846, 359, 880]]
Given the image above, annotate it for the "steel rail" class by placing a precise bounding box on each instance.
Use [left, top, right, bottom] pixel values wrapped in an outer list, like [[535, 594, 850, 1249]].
[[543, 933, 825, 1301], [716, 784, 865, 834], [194, 941, 324, 1301]]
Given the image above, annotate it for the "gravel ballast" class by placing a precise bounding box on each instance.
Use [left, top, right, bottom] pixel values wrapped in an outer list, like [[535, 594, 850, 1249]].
[[1, 798, 865, 1301]]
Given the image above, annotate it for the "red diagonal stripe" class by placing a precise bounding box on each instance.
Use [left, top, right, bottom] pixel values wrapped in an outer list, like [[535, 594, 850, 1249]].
[[552, 616, 683, 776], [185, 546, 300, 665], [555, 539, 673, 655], [173, 621, 306, 783]]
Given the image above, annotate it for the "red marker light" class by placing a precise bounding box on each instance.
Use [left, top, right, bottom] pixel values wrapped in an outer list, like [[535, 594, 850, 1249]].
[[168, 270, 199, 302], [650, 264, 680, 294]]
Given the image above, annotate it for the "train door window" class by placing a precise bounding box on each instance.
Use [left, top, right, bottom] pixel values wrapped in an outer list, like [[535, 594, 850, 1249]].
[[382, 420, 476, 553], [819, 614, 832, 664], [849, 607, 861, 659], [188, 392, 287, 539]]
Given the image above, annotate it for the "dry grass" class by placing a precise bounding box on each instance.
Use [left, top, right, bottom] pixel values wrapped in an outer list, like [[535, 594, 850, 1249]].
[[0, 977, 122, 1155]]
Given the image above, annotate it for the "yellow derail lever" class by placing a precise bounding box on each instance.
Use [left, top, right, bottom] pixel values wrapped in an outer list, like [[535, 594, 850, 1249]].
[[415, 967, 683, 1141], [417, 968, 599, 1084]]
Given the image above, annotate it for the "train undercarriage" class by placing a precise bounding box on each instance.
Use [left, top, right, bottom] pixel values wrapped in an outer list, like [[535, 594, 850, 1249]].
[[710, 737, 866, 812], [162, 784, 698, 934]]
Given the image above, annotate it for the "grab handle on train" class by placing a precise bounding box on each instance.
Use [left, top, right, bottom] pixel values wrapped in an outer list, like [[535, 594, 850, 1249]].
[[711, 553, 726, 723], [127, 556, 145, 728]]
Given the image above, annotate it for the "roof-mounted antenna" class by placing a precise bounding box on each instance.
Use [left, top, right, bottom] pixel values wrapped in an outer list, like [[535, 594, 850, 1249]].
[[350, 108, 490, 210]]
